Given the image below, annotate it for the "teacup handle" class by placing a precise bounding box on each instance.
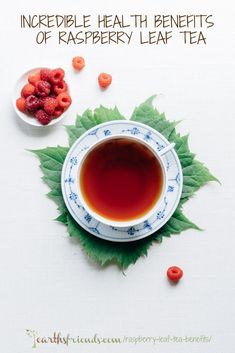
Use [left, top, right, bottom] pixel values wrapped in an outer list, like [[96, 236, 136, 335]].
[[159, 143, 175, 156]]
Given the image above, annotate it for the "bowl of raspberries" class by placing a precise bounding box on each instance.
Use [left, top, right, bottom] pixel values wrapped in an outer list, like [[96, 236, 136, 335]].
[[14, 67, 72, 126]]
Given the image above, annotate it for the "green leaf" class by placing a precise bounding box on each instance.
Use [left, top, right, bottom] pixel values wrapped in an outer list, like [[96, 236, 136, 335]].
[[31, 98, 218, 269], [181, 160, 219, 199], [131, 97, 218, 201], [47, 190, 67, 213], [131, 96, 179, 140], [31, 146, 69, 164], [65, 124, 86, 147], [30, 146, 68, 213], [151, 208, 201, 242], [66, 214, 153, 270], [56, 212, 68, 224], [66, 207, 199, 269], [65, 106, 125, 146]]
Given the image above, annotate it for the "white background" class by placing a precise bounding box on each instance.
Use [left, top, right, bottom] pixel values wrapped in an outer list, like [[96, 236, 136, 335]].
[[1, 0, 235, 352]]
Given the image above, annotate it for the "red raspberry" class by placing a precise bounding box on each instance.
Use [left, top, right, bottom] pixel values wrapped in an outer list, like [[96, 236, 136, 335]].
[[49, 68, 65, 85], [28, 71, 41, 85], [40, 68, 51, 81], [35, 80, 51, 97], [98, 73, 112, 89], [39, 96, 47, 105], [40, 94, 56, 106], [43, 97, 58, 115], [35, 109, 52, 125], [21, 83, 36, 98], [25, 95, 42, 111], [53, 80, 67, 95], [167, 266, 183, 283], [72, 56, 85, 70], [16, 97, 26, 112], [57, 92, 72, 109], [53, 105, 64, 118]]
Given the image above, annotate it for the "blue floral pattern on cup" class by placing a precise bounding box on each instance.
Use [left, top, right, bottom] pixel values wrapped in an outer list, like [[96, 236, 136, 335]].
[[61, 121, 183, 242]]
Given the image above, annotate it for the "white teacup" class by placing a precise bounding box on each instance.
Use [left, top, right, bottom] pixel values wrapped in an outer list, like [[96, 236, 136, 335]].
[[77, 134, 175, 228]]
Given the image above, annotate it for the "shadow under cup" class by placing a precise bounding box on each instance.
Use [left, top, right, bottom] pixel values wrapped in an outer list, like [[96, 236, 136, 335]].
[[77, 136, 166, 227]]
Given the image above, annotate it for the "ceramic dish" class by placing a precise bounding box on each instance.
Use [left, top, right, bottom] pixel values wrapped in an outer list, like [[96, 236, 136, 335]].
[[76, 134, 175, 228], [13, 67, 70, 127], [61, 120, 183, 242]]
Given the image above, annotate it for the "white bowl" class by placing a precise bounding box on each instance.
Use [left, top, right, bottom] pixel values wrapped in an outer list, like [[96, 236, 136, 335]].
[[13, 67, 70, 127]]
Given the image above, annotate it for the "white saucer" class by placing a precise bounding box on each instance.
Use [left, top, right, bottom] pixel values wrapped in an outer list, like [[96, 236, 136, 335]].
[[61, 121, 183, 242]]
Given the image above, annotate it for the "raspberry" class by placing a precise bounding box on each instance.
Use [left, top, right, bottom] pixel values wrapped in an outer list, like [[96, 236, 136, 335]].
[[40, 94, 56, 104], [53, 105, 64, 118], [40, 68, 51, 81], [28, 71, 41, 85], [39, 96, 47, 106], [21, 83, 36, 98], [35, 80, 51, 97], [53, 80, 67, 95], [25, 95, 42, 111], [43, 97, 58, 115], [35, 109, 52, 125], [98, 73, 112, 89], [57, 92, 72, 109], [72, 56, 85, 70], [49, 68, 65, 85], [98, 72, 112, 88], [167, 266, 183, 283], [16, 97, 26, 112]]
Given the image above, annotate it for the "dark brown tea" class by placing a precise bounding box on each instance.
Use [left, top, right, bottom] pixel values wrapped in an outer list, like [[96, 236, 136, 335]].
[[80, 138, 163, 222]]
